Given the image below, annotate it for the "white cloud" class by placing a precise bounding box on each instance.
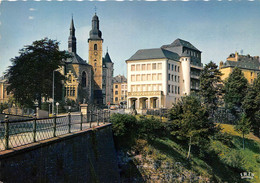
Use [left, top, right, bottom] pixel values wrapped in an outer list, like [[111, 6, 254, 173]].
[[28, 16, 34, 20], [29, 8, 37, 11]]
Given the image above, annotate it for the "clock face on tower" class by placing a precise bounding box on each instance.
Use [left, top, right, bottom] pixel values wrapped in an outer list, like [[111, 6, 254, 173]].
[[94, 51, 98, 56]]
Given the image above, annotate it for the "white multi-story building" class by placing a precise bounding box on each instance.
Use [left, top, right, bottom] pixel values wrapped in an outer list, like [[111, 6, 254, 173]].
[[126, 39, 203, 112]]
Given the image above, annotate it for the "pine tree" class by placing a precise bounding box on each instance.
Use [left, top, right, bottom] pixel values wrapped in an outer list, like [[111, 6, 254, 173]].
[[169, 95, 217, 159], [235, 113, 251, 149], [199, 61, 223, 117], [242, 74, 260, 137], [224, 67, 248, 120]]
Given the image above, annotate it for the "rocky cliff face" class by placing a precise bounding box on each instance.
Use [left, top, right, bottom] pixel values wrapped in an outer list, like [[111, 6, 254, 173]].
[[117, 140, 210, 183]]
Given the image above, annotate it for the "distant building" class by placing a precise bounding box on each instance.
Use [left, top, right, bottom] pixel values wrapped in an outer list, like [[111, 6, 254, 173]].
[[0, 76, 11, 104], [219, 52, 260, 84], [126, 38, 203, 111], [113, 75, 127, 105]]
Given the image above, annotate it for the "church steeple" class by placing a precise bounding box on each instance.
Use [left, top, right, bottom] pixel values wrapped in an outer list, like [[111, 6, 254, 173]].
[[88, 13, 102, 42], [68, 16, 77, 53]]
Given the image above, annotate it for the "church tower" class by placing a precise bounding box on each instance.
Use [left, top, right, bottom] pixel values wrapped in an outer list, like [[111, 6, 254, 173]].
[[88, 13, 103, 105], [68, 17, 76, 53]]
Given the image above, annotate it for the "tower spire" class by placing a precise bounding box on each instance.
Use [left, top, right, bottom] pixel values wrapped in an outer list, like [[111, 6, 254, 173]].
[[88, 12, 102, 42], [68, 16, 77, 53]]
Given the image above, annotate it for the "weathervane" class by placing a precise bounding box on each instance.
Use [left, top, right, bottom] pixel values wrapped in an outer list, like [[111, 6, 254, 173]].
[[95, 6, 97, 15]]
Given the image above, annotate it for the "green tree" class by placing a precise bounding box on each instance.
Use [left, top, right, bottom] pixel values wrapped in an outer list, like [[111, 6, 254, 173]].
[[5, 38, 68, 108], [224, 67, 248, 119], [242, 74, 260, 137], [199, 61, 223, 117], [168, 95, 217, 159], [234, 113, 251, 149]]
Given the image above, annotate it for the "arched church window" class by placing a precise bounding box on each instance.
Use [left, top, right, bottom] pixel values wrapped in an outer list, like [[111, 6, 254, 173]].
[[94, 44, 97, 50], [82, 71, 86, 87]]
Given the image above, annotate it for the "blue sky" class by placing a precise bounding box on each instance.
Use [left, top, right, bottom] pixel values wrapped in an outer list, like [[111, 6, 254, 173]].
[[0, 1, 260, 77]]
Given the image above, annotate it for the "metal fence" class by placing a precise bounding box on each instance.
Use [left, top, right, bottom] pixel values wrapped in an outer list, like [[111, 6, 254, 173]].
[[0, 109, 110, 151], [146, 108, 169, 118]]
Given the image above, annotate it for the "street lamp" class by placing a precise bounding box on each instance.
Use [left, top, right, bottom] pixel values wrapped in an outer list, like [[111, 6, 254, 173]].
[[52, 70, 56, 115]]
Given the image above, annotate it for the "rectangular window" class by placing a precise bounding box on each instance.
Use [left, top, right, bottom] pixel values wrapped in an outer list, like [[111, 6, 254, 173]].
[[175, 76, 177, 82], [178, 87, 180, 94], [131, 85, 135, 92], [175, 86, 177, 94], [137, 85, 141, 91], [131, 65, 135, 71], [136, 64, 140, 71], [157, 73, 162, 80], [178, 76, 180, 82], [153, 84, 157, 91], [115, 91, 118, 95], [172, 85, 174, 93], [168, 64, 170, 70], [141, 74, 146, 81], [168, 74, 171, 80], [152, 73, 156, 80], [148, 84, 152, 91], [115, 85, 118, 88], [158, 63, 162, 70], [147, 64, 151, 70], [175, 65, 177, 71], [147, 74, 151, 81], [168, 85, 171, 93], [136, 74, 140, 81], [171, 75, 173, 81], [158, 84, 162, 91], [115, 97, 118, 101], [178, 66, 180, 72], [251, 72, 253, 76], [142, 64, 146, 70], [172, 64, 174, 71], [152, 63, 156, 70], [142, 85, 146, 91], [131, 75, 135, 82]]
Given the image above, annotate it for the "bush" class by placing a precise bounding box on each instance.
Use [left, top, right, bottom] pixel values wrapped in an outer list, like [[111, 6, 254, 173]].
[[137, 116, 164, 140], [110, 113, 138, 147]]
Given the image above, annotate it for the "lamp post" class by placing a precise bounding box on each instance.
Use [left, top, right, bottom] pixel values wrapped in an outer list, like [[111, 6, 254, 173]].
[[52, 70, 55, 115]]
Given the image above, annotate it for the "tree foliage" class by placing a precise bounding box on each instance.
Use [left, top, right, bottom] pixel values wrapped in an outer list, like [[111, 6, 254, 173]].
[[168, 95, 217, 158], [224, 67, 248, 119], [5, 38, 68, 108], [242, 74, 260, 137], [234, 113, 251, 149], [199, 61, 223, 116]]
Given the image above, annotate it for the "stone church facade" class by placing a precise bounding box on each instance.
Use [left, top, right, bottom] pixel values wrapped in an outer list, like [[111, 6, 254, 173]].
[[62, 14, 114, 106]]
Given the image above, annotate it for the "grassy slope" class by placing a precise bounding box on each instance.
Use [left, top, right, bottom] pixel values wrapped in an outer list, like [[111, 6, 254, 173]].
[[137, 124, 260, 182]]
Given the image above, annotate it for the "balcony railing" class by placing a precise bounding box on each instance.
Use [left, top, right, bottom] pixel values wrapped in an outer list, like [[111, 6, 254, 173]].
[[128, 91, 163, 97]]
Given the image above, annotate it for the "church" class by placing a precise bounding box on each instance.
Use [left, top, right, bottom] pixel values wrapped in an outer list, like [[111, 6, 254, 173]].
[[61, 13, 114, 106]]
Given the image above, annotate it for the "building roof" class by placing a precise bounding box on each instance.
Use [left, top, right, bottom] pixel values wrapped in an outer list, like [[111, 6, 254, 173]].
[[221, 53, 260, 71], [126, 48, 179, 61], [113, 75, 127, 83], [104, 52, 112, 63], [65, 52, 89, 65], [222, 60, 260, 71], [162, 38, 200, 52]]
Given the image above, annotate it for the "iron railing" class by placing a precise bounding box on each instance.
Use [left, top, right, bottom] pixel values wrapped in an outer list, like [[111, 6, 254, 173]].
[[0, 109, 110, 151]]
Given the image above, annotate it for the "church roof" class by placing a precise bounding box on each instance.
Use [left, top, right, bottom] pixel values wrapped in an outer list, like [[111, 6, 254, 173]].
[[126, 48, 180, 61], [162, 38, 200, 52], [65, 52, 88, 65], [104, 52, 112, 63]]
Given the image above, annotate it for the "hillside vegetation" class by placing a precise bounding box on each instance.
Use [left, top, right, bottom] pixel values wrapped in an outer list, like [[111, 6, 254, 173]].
[[111, 114, 260, 183]]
